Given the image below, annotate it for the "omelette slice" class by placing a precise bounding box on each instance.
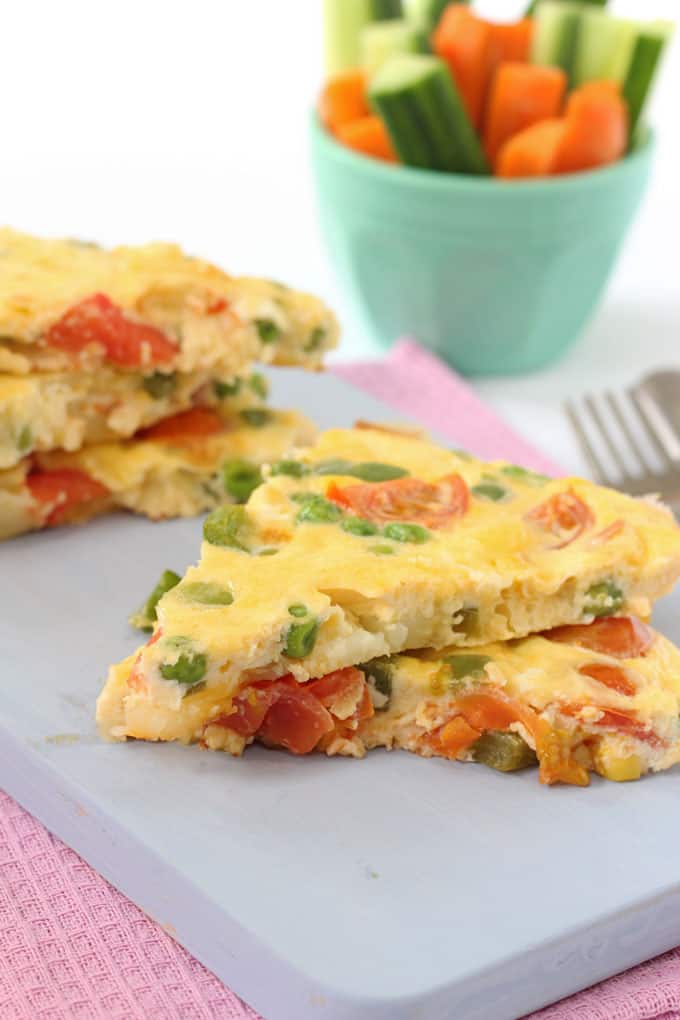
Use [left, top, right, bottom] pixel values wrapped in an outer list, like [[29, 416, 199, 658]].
[[0, 406, 315, 540], [97, 426, 680, 772], [99, 616, 680, 785], [0, 367, 271, 469], [0, 228, 337, 375]]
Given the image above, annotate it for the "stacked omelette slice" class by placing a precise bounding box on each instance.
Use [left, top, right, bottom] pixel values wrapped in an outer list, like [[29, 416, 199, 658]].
[[98, 425, 680, 787], [0, 228, 335, 539]]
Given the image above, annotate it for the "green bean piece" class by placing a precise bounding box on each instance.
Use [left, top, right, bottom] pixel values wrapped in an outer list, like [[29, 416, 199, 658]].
[[382, 522, 429, 544], [255, 318, 281, 343], [284, 619, 319, 659], [213, 378, 242, 399], [143, 372, 177, 399], [471, 731, 538, 772], [446, 654, 490, 684], [203, 506, 249, 550], [222, 459, 263, 503], [248, 372, 269, 399], [17, 424, 33, 454], [181, 582, 233, 606], [257, 547, 279, 556], [369, 544, 396, 555], [295, 496, 343, 524], [360, 658, 393, 708], [129, 568, 182, 631], [584, 580, 624, 618], [500, 464, 550, 485], [271, 460, 310, 478], [239, 408, 273, 428], [160, 650, 208, 686], [313, 458, 354, 475], [288, 603, 308, 618], [305, 326, 326, 352], [471, 481, 508, 503], [341, 517, 379, 537], [349, 462, 408, 481]]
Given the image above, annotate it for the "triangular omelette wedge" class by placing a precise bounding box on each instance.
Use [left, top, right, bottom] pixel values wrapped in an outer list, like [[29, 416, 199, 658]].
[[0, 228, 337, 376], [0, 405, 315, 540], [99, 615, 680, 785], [97, 426, 680, 783]]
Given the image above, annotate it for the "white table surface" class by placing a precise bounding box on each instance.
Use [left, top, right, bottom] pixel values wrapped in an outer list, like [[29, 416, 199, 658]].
[[0, 0, 677, 476]]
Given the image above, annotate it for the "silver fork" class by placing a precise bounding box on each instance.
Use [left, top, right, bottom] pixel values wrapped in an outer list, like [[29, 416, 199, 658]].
[[565, 370, 680, 510]]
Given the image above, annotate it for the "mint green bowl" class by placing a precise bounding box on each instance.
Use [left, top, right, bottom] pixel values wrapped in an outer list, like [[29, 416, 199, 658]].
[[310, 116, 653, 376]]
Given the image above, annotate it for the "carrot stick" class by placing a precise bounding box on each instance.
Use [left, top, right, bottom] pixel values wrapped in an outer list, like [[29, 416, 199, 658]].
[[495, 118, 566, 178], [484, 62, 567, 166], [552, 81, 628, 174], [318, 70, 370, 135], [433, 5, 496, 130], [488, 18, 534, 64], [335, 115, 398, 162]]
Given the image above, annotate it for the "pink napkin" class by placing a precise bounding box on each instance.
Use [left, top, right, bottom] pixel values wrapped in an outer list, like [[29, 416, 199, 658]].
[[1, 340, 678, 1020]]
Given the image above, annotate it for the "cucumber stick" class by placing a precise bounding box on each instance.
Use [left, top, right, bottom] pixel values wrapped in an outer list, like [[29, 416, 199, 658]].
[[532, 2, 585, 85], [361, 19, 428, 77], [324, 0, 404, 74], [618, 21, 674, 134], [369, 55, 489, 174], [407, 0, 468, 34], [572, 11, 637, 86], [526, 0, 607, 17]]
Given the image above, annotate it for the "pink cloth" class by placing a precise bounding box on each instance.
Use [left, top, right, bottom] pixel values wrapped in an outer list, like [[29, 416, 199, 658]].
[[1, 340, 678, 1020]]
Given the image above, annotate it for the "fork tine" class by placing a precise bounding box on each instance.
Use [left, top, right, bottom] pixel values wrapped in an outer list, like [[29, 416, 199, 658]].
[[564, 400, 609, 484], [584, 394, 630, 480], [604, 391, 652, 476], [630, 388, 680, 466]]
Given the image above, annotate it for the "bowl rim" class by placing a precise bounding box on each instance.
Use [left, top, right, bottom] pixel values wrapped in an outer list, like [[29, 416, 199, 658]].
[[310, 112, 654, 195]]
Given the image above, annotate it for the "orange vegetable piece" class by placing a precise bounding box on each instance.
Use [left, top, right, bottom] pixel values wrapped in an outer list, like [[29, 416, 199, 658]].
[[544, 617, 654, 659], [488, 18, 534, 65], [433, 5, 496, 130], [436, 716, 481, 759], [27, 468, 110, 527], [484, 62, 567, 166], [525, 489, 595, 547], [327, 474, 469, 529], [139, 407, 223, 441], [496, 118, 566, 178], [552, 80, 628, 175], [578, 663, 637, 697], [318, 70, 369, 135], [335, 116, 397, 163]]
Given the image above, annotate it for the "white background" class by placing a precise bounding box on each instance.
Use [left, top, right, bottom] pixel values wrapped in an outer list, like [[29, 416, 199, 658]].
[[0, 0, 676, 470]]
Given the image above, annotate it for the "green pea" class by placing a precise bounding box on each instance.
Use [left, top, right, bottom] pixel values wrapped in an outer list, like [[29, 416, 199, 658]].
[[284, 619, 319, 659], [471, 481, 509, 503], [17, 424, 33, 454], [348, 462, 408, 482], [160, 650, 207, 686], [213, 378, 242, 399], [296, 496, 342, 524], [341, 517, 379, 537], [271, 460, 309, 478], [248, 372, 269, 399], [181, 582, 233, 606], [143, 372, 177, 399], [369, 544, 395, 556], [255, 318, 281, 343], [288, 603, 308, 618], [312, 458, 354, 475], [500, 465, 550, 485], [129, 568, 182, 632], [471, 731, 538, 773], [305, 326, 326, 352], [222, 459, 263, 503], [453, 606, 479, 637], [382, 522, 429, 544], [360, 658, 393, 708], [203, 506, 249, 550], [240, 408, 273, 428], [584, 580, 624, 619], [446, 654, 490, 685]]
